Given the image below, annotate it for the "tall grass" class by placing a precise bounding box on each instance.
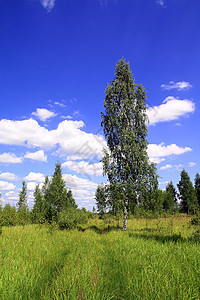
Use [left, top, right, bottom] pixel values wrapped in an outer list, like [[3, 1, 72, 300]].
[[0, 216, 199, 299]]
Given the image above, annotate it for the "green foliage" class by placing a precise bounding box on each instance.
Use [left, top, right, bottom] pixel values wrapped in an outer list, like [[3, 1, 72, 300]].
[[48, 162, 69, 222], [177, 169, 198, 214], [95, 184, 107, 216], [139, 163, 159, 212], [101, 58, 157, 229], [17, 181, 28, 210], [17, 206, 31, 226], [0, 204, 17, 226], [107, 182, 124, 214], [44, 163, 77, 223], [58, 208, 88, 230], [166, 181, 177, 205], [162, 190, 174, 213], [194, 172, 200, 207], [32, 184, 45, 224]]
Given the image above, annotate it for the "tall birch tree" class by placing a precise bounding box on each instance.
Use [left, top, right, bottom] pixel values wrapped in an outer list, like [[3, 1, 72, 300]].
[[101, 58, 151, 230]]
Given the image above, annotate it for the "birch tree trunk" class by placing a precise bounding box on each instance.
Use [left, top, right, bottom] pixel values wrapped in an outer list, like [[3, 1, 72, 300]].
[[123, 199, 128, 231]]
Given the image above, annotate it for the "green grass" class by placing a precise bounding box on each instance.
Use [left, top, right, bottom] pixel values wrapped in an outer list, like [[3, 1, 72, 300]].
[[0, 216, 200, 299]]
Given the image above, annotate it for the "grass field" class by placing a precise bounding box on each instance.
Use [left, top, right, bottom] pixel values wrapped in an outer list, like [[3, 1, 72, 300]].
[[0, 216, 200, 299]]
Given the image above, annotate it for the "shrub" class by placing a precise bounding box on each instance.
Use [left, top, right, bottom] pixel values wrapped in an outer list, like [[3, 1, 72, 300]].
[[58, 209, 88, 230]]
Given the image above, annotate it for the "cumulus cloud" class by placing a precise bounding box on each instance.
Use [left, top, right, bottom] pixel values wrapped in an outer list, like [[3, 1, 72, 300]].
[[24, 172, 45, 182], [27, 182, 38, 191], [40, 0, 55, 12], [161, 81, 192, 91], [0, 153, 23, 164], [62, 173, 98, 207], [62, 161, 103, 176], [32, 108, 57, 122], [0, 119, 107, 159], [160, 164, 183, 171], [148, 143, 192, 164], [0, 172, 19, 181], [147, 97, 195, 125], [0, 181, 16, 190], [24, 150, 47, 162], [4, 191, 18, 200]]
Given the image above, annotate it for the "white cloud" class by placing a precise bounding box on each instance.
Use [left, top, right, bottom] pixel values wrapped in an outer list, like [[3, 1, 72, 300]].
[[0, 172, 19, 181], [147, 97, 195, 125], [0, 119, 107, 159], [161, 81, 192, 91], [61, 115, 73, 120], [54, 101, 66, 108], [160, 164, 183, 171], [0, 181, 16, 190], [27, 182, 38, 191], [148, 143, 192, 164], [62, 161, 103, 176], [24, 172, 45, 182], [4, 191, 18, 200], [188, 162, 196, 167], [24, 150, 47, 162], [62, 173, 98, 207], [32, 108, 57, 122], [66, 155, 85, 161], [149, 157, 165, 164], [40, 0, 55, 12], [159, 181, 169, 185], [0, 153, 23, 164]]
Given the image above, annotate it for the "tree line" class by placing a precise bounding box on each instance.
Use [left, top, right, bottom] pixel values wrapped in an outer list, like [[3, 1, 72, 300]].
[[0, 162, 90, 228], [95, 169, 200, 217]]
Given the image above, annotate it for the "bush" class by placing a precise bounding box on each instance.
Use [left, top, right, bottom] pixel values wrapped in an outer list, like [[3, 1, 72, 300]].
[[58, 209, 88, 230]]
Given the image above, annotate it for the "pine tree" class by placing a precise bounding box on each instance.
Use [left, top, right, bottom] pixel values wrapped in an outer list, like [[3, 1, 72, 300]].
[[177, 169, 197, 214], [17, 181, 28, 210], [48, 162, 76, 221], [32, 184, 45, 223], [66, 189, 77, 209], [194, 173, 200, 208], [101, 58, 155, 230], [166, 181, 177, 205]]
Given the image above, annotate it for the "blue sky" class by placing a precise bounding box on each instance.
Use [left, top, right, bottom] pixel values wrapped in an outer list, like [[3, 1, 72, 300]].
[[0, 0, 200, 210]]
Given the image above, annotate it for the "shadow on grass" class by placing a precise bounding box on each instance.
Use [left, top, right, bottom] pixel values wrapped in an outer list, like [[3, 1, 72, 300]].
[[77, 224, 122, 234], [78, 224, 200, 244], [128, 231, 200, 244]]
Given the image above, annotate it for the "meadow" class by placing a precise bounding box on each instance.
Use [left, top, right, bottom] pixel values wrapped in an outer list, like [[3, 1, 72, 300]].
[[0, 215, 200, 300]]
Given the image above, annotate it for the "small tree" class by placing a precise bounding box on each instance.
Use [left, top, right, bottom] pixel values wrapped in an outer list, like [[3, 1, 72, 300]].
[[66, 189, 77, 209], [95, 184, 107, 217], [32, 184, 45, 223], [166, 181, 177, 208], [177, 169, 198, 214], [17, 181, 28, 210], [48, 162, 77, 222]]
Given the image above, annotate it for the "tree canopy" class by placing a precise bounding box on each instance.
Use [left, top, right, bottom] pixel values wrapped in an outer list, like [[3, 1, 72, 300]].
[[101, 58, 156, 230]]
